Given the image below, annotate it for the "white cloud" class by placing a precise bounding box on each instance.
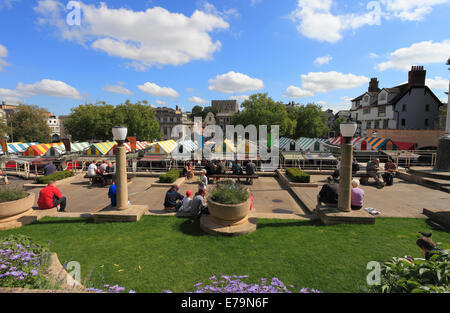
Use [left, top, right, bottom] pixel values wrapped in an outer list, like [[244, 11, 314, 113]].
[[0, 0, 20, 9], [155, 100, 166, 106], [201, 2, 240, 20], [186, 88, 195, 93], [283, 86, 314, 98], [0, 44, 10, 71], [0, 87, 23, 104], [314, 55, 332, 66], [189, 96, 208, 104], [377, 40, 450, 71], [208, 71, 264, 94], [301, 71, 369, 93], [34, 0, 229, 70], [380, 0, 450, 21], [316, 100, 328, 105], [369, 52, 379, 59], [427, 77, 449, 91], [138, 82, 179, 98], [16, 79, 82, 99], [290, 0, 449, 43], [290, 0, 383, 43], [102, 83, 133, 95]]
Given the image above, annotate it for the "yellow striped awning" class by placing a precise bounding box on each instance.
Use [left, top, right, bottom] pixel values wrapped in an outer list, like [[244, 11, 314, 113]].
[[86, 142, 117, 155], [155, 140, 177, 154], [24, 143, 62, 156]]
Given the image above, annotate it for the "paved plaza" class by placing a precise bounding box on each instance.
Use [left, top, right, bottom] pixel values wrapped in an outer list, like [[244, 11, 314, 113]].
[[19, 172, 450, 220]]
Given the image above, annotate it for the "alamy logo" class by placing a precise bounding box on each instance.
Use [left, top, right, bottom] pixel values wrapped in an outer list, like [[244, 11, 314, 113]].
[[66, 1, 81, 26]]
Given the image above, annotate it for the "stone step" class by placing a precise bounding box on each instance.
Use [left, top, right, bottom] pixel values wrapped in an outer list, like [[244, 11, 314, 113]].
[[408, 167, 450, 181], [423, 208, 450, 230]]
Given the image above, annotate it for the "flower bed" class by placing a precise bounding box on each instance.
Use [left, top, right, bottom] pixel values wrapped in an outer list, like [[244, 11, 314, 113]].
[[159, 169, 183, 184], [211, 181, 249, 205], [0, 235, 53, 289], [35, 171, 75, 185], [286, 168, 311, 183], [163, 275, 322, 293]]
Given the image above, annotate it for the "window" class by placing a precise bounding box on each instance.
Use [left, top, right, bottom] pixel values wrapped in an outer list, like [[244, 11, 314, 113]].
[[401, 119, 406, 127], [425, 104, 430, 112], [374, 120, 379, 129], [379, 93, 386, 101], [378, 106, 386, 114], [363, 108, 370, 114], [364, 96, 369, 102], [367, 121, 372, 129], [402, 104, 406, 112], [383, 119, 389, 129], [425, 119, 429, 127]]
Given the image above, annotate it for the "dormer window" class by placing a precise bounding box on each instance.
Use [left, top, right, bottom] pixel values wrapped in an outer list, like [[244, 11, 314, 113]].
[[364, 96, 369, 102], [379, 92, 386, 101]]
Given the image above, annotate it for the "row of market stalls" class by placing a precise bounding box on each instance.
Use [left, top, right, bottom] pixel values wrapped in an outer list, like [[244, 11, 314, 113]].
[[325, 136, 416, 151]]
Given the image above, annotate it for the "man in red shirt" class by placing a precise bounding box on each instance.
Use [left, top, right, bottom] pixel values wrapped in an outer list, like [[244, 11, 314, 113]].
[[37, 181, 67, 212]]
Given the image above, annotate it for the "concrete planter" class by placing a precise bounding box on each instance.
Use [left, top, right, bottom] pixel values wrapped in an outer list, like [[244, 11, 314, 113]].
[[0, 193, 35, 221], [207, 195, 251, 226]]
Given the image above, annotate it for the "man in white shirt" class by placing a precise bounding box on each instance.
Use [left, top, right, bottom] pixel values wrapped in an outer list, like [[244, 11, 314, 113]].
[[87, 162, 98, 177]]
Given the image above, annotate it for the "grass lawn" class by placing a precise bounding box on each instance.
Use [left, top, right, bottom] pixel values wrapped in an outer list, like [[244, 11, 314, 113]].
[[1, 216, 449, 293]]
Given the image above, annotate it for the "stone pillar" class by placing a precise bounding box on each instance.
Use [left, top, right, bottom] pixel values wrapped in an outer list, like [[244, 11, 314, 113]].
[[434, 81, 450, 172], [338, 141, 353, 212], [116, 145, 128, 210]]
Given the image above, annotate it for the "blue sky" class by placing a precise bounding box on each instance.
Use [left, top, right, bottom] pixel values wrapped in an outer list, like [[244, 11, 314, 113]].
[[0, 0, 449, 116]]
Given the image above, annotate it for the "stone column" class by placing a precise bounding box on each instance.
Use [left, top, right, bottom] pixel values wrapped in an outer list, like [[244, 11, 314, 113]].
[[434, 81, 450, 172], [116, 145, 128, 210], [338, 141, 353, 212]]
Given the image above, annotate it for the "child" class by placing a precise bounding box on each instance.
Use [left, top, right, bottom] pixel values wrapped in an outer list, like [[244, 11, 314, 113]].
[[199, 169, 208, 189], [108, 181, 117, 208], [180, 190, 193, 212]]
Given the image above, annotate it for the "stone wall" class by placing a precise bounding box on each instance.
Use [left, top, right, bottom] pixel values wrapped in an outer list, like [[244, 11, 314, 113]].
[[367, 129, 444, 148]]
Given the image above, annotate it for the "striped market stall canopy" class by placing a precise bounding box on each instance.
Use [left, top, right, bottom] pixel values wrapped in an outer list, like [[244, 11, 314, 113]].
[[177, 140, 198, 153], [235, 139, 258, 155], [0, 142, 39, 154], [107, 141, 151, 155], [86, 142, 117, 156], [211, 139, 236, 154], [24, 143, 62, 156], [326, 136, 398, 151], [279, 137, 295, 151], [281, 152, 305, 160], [145, 140, 178, 155], [295, 137, 328, 152], [43, 142, 91, 157]]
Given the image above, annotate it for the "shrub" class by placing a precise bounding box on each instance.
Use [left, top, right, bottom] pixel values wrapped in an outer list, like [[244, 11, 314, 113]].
[[35, 171, 75, 185], [0, 187, 28, 203], [286, 168, 311, 183], [159, 169, 183, 184], [211, 181, 249, 205], [368, 247, 450, 293], [0, 235, 54, 290]]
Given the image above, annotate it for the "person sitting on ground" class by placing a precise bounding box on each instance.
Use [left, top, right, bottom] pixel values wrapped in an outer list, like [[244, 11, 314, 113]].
[[43, 161, 57, 176], [179, 190, 193, 213], [37, 181, 66, 212], [245, 160, 257, 185], [198, 169, 208, 190], [351, 179, 364, 211], [316, 181, 339, 209], [87, 161, 98, 177], [366, 158, 384, 186], [383, 159, 397, 186], [416, 235, 441, 261], [164, 184, 184, 212], [0, 170, 9, 185], [108, 181, 117, 208], [191, 188, 209, 216]]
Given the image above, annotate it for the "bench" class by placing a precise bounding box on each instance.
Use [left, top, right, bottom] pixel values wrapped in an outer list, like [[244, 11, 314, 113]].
[[209, 174, 259, 185], [84, 173, 135, 186]]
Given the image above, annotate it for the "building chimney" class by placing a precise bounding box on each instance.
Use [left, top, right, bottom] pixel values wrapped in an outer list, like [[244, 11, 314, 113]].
[[368, 78, 379, 92], [408, 66, 426, 87]]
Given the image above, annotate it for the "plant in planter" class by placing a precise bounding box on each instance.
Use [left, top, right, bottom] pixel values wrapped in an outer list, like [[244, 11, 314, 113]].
[[286, 168, 310, 183], [208, 181, 251, 226], [0, 187, 35, 223], [35, 171, 75, 185]]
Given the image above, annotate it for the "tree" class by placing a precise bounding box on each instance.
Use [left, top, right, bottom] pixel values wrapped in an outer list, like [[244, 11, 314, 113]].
[[114, 100, 161, 141], [65, 100, 161, 142], [7, 105, 51, 142], [331, 116, 347, 136], [64, 102, 115, 142], [232, 93, 292, 137], [293, 103, 329, 138], [191, 105, 203, 118]]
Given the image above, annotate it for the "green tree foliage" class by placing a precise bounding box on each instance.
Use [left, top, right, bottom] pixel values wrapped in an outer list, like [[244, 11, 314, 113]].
[[332, 116, 347, 136], [114, 100, 161, 141], [190, 105, 220, 119], [231, 93, 292, 137], [293, 103, 329, 138], [64, 102, 115, 142], [65, 100, 161, 142], [7, 105, 51, 142]]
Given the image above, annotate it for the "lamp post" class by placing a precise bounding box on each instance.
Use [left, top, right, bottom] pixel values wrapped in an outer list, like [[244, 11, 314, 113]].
[[338, 121, 358, 212], [112, 126, 128, 210]]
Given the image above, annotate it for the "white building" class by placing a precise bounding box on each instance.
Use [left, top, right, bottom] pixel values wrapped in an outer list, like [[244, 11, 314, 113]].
[[46, 114, 61, 142]]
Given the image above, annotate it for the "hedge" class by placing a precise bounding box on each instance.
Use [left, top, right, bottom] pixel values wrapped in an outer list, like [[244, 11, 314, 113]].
[[159, 169, 183, 184], [286, 168, 311, 183], [0, 187, 28, 203], [35, 171, 75, 185]]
